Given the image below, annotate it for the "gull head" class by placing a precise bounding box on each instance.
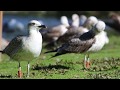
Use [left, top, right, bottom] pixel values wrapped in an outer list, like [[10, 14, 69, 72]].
[[72, 14, 79, 27], [60, 16, 69, 27], [88, 16, 98, 26], [79, 15, 87, 26], [84, 16, 98, 30], [95, 20, 106, 32], [28, 20, 47, 30], [72, 14, 79, 21]]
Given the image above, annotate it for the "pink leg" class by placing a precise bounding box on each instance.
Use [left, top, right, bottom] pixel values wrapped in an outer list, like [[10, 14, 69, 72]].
[[18, 62, 22, 78]]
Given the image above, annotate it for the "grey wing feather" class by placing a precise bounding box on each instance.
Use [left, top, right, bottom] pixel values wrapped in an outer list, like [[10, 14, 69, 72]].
[[3, 35, 24, 56]]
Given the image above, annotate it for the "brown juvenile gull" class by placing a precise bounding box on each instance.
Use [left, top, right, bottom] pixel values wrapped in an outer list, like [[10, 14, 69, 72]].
[[0, 20, 47, 78], [45, 20, 106, 69], [55, 16, 98, 46]]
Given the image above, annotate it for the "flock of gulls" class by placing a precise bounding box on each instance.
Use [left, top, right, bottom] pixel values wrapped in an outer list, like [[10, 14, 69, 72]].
[[0, 14, 110, 78]]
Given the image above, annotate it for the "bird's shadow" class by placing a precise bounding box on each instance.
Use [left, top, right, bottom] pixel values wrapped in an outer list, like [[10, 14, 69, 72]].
[[32, 64, 70, 70], [0, 74, 13, 78]]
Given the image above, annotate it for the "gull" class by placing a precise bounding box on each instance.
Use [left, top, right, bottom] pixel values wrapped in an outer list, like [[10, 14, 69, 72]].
[[83, 16, 109, 44], [3, 19, 25, 33], [104, 12, 120, 33], [0, 20, 47, 78], [60, 16, 70, 28], [56, 26, 89, 46], [79, 15, 87, 26], [55, 16, 98, 46], [87, 20, 108, 52], [42, 16, 69, 43], [46, 14, 87, 47], [43, 16, 69, 48], [83, 16, 98, 30], [45, 20, 106, 69], [72, 14, 80, 27]]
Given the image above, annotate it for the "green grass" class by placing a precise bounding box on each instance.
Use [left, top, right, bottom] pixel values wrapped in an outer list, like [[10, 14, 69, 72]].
[[0, 29, 120, 79]]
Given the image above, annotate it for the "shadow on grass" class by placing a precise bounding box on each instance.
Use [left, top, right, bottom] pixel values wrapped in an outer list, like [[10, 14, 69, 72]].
[[32, 64, 70, 70], [0, 74, 12, 78]]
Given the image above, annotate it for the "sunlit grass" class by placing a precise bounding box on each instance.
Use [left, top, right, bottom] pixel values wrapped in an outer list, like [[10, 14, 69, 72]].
[[0, 30, 120, 79]]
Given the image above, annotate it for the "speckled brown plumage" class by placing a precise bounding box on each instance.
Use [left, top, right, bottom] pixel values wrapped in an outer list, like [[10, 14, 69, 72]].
[[57, 37, 95, 54], [45, 29, 96, 57], [57, 26, 88, 44]]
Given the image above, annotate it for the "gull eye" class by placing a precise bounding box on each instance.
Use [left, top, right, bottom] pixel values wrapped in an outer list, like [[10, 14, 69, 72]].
[[31, 23, 35, 25], [28, 22, 35, 26]]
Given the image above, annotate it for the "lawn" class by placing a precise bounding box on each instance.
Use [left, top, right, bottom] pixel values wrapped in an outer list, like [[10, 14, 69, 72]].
[[0, 29, 120, 79]]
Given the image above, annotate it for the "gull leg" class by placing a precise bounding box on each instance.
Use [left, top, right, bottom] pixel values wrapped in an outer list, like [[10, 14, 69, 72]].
[[86, 54, 90, 69], [18, 62, 22, 78], [84, 54, 87, 69], [27, 61, 30, 77]]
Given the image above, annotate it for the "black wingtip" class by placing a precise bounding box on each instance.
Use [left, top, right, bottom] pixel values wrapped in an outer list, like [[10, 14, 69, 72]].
[[44, 50, 56, 54], [44, 48, 58, 54], [47, 52, 63, 60]]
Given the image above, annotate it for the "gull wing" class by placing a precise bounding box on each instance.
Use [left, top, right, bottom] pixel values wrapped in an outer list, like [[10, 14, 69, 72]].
[[3, 35, 24, 57]]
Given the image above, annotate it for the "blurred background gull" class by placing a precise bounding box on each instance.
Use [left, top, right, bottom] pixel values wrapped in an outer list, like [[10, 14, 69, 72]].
[[2, 11, 120, 51]]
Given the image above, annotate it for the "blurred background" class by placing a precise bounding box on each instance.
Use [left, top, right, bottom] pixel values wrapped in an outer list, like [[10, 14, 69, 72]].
[[2, 11, 120, 50], [4, 11, 120, 18]]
